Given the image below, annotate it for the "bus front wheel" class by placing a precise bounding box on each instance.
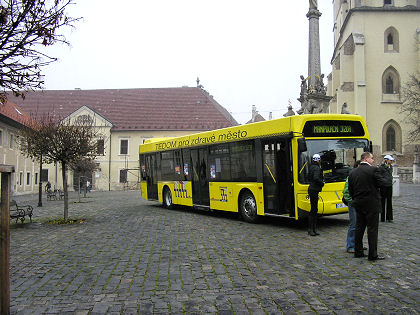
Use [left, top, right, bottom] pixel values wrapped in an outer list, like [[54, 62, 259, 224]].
[[163, 187, 173, 209], [239, 191, 259, 223]]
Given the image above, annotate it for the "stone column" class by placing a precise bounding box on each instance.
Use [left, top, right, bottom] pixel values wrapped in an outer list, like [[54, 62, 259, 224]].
[[307, 6, 322, 89], [297, 2, 331, 115]]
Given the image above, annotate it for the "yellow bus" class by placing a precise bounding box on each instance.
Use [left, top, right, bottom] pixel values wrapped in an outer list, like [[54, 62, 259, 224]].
[[139, 114, 370, 222]]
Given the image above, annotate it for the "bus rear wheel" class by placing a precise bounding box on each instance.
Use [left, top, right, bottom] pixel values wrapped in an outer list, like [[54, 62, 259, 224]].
[[239, 191, 259, 223], [163, 187, 173, 209]]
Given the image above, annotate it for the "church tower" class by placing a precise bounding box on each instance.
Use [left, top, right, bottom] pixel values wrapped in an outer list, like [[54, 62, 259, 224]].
[[327, 0, 420, 167]]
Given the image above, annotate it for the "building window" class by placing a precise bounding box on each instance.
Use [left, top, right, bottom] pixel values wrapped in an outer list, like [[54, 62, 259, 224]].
[[97, 139, 105, 155], [382, 120, 402, 153], [26, 172, 31, 185], [9, 134, 14, 149], [384, 27, 399, 52], [19, 172, 23, 185], [386, 126, 396, 151], [382, 66, 400, 96], [120, 139, 128, 155], [35, 173, 38, 185], [0, 129, 2, 146], [119, 169, 128, 183], [384, 0, 392, 5], [387, 33, 393, 45], [40, 169, 49, 182], [385, 76, 394, 94]]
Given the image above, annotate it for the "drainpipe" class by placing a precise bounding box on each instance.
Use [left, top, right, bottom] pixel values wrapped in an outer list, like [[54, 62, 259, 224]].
[[108, 133, 112, 191]]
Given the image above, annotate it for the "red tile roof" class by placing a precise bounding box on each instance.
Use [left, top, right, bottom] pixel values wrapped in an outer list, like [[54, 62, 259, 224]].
[[9, 87, 238, 131], [246, 113, 266, 124], [0, 99, 35, 128]]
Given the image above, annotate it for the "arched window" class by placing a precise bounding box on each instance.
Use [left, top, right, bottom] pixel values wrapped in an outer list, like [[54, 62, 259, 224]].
[[384, 27, 399, 52], [385, 76, 393, 94], [386, 126, 396, 151], [387, 33, 393, 45], [382, 120, 401, 153], [382, 66, 400, 98]]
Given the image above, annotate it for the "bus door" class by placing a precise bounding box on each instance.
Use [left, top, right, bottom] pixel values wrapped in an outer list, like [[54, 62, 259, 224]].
[[263, 139, 292, 215], [145, 154, 158, 200], [191, 148, 210, 207]]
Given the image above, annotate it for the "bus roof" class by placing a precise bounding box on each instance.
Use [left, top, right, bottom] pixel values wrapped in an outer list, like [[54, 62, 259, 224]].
[[139, 114, 369, 154]]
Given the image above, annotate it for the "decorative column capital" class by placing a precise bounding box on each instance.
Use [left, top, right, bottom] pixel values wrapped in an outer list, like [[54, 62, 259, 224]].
[[306, 9, 322, 19]]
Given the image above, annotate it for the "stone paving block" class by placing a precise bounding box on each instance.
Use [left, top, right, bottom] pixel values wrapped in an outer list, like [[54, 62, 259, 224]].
[[7, 186, 420, 314]]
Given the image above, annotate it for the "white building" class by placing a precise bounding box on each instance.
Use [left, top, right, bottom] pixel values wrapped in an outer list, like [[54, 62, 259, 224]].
[[327, 0, 420, 167]]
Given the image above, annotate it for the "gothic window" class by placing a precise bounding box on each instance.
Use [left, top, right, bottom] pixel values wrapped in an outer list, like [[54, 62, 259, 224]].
[[384, 27, 399, 52], [386, 126, 396, 151], [385, 76, 393, 94], [382, 120, 401, 153], [387, 33, 393, 45], [382, 66, 400, 95]]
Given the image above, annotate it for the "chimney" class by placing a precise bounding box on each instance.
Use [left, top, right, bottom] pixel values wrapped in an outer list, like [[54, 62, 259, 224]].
[[252, 105, 257, 122]]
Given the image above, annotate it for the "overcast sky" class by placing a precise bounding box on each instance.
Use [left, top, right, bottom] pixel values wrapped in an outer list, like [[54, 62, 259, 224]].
[[42, 0, 334, 124]]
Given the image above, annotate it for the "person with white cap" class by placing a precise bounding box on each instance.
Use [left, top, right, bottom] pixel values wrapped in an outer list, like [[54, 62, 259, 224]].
[[307, 153, 324, 236], [379, 154, 395, 222]]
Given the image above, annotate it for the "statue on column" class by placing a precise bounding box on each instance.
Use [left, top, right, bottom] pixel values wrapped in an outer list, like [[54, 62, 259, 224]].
[[341, 102, 350, 114], [309, 0, 318, 10]]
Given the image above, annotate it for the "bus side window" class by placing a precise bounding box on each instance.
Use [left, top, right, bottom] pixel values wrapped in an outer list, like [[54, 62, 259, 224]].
[[174, 150, 182, 180], [161, 151, 175, 181], [230, 141, 256, 182], [140, 155, 147, 180], [209, 144, 230, 181], [182, 149, 191, 181]]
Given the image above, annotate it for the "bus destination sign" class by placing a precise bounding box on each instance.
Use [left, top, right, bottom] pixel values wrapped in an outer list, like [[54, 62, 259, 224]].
[[302, 120, 365, 137]]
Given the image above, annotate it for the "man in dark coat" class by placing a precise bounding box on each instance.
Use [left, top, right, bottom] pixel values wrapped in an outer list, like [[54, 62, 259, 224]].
[[379, 155, 394, 222], [307, 153, 324, 236], [348, 152, 386, 261]]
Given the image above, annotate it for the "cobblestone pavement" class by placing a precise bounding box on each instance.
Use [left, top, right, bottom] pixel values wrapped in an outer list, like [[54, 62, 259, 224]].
[[9, 184, 420, 314]]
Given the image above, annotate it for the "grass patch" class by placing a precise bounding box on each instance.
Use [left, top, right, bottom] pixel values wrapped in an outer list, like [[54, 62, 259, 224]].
[[46, 218, 86, 225]]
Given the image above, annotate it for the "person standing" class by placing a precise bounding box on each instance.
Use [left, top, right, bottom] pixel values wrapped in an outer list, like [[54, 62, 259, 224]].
[[379, 155, 394, 222], [307, 153, 324, 236], [348, 152, 386, 261], [343, 160, 360, 253]]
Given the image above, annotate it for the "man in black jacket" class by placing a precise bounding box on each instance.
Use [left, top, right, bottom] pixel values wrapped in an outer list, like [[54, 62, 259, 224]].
[[348, 152, 386, 261], [307, 153, 324, 236], [379, 155, 394, 222]]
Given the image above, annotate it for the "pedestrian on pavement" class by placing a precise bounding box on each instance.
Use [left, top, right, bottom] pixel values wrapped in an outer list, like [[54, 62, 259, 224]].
[[348, 152, 387, 261], [343, 160, 360, 253], [379, 154, 394, 222], [307, 153, 324, 236]]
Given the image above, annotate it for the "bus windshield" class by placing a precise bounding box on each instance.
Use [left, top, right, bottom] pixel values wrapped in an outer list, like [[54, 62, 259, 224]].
[[298, 138, 369, 184]]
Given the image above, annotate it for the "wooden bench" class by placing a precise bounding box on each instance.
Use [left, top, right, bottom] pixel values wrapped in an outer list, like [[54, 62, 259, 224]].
[[10, 200, 33, 223]]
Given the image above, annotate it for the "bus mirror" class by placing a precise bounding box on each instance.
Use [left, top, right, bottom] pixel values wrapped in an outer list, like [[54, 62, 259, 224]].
[[298, 139, 307, 152]]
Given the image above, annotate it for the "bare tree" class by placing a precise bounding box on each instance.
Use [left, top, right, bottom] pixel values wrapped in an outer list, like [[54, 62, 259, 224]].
[[0, 0, 80, 100], [20, 115, 97, 220], [401, 72, 420, 142]]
